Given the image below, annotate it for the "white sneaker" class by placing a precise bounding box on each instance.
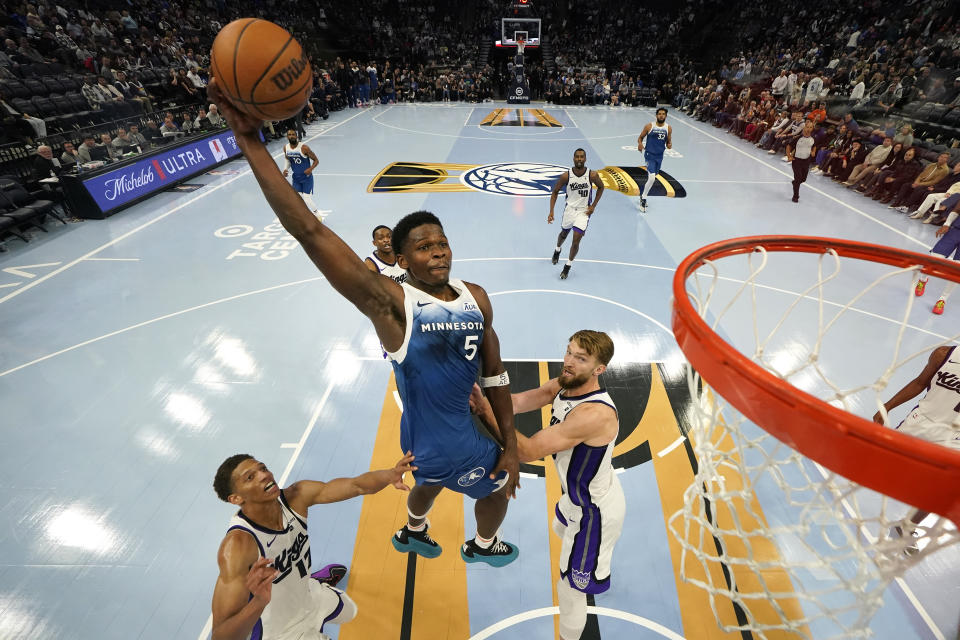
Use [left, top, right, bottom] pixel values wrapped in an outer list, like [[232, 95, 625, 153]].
[[767, 149, 776, 154], [896, 206, 910, 214], [923, 213, 938, 224], [782, 156, 790, 162], [908, 210, 926, 219]]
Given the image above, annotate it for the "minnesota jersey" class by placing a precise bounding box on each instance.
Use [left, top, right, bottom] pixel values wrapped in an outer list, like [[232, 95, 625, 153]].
[[368, 252, 407, 283], [644, 123, 669, 156], [226, 492, 313, 639], [550, 388, 624, 594], [565, 167, 592, 211], [386, 278, 488, 477], [284, 142, 310, 177]]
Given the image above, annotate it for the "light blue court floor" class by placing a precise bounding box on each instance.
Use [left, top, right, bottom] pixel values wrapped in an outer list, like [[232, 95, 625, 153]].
[[1, 102, 958, 640]]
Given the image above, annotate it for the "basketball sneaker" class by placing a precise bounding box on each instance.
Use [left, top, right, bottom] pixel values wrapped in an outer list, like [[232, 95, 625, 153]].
[[551, 249, 561, 265], [310, 564, 347, 587], [637, 198, 647, 212], [392, 524, 442, 558], [560, 264, 571, 280], [460, 537, 518, 567], [933, 299, 945, 315], [915, 280, 927, 297]]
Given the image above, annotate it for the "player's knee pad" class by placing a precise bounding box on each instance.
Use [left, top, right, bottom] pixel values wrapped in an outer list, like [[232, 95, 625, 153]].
[[557, 577, 587, 640]]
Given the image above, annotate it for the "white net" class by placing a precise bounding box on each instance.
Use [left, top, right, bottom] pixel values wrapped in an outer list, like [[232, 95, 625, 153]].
[[669, 244, 960, 639]]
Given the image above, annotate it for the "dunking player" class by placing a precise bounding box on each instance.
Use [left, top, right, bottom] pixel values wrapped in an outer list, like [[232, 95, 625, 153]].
[[209, 80, 521, 566], [548, 148, 605, 280], [470, 330, 624, 640], [364, 225, 407, 283], [282, 129, 325, 221], [873, 345, 960, 550], [210, 452, 415, 640], [636, 107, 672, 212]]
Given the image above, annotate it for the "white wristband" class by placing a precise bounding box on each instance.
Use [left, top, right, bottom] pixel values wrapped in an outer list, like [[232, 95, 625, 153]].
[[480, 372, 510, 388]]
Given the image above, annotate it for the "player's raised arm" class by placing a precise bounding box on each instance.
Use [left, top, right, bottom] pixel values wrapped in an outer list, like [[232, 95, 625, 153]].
[[637, 123, 652, 152], [666, 124, 673, 149], [466, 282, 520, 498], [284, 453, 416, 510], [208, 80, 402, 326], [548, 171, 569, 224]]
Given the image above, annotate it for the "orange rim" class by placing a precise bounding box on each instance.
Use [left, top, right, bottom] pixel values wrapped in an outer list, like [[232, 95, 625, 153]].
[[672, 235, 960, 528]]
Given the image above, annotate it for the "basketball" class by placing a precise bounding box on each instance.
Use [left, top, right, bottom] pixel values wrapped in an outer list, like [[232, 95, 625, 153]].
[[210, 18, 313, 121]]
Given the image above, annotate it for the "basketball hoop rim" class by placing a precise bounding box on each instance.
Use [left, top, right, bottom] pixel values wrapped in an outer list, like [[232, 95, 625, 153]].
[[672, 235, 960, 528]]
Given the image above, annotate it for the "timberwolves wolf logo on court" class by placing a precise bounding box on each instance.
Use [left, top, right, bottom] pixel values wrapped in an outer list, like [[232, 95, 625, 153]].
[[461, 163, 566, 196], [368, 161, 687, 198]]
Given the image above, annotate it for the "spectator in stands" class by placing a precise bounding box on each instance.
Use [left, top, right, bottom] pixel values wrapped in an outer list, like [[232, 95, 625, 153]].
[[59, 141, 80, 168], [850, 75, 866, 104], [160, 115, 180, 137], [169, 68, 199, 101], [857, 142, 903, 192], [897, 162, 960, 216], [893, 124, 914, 148], [206, 104, 224, 127], [842, 112, 859, 134], [99, 55, 117, 82], [143, 120, 162, 144], [186, 66, 206, 89], [127, 124, 148, 149], [824, 139, 867, 182], [112, 127, 135, 153], [96, 75, 132, 115], [98, 133, 118, 160], [115, 70, 153, 112], [869, 147, 921, 201], [771, 70, 788, 100], [909, 174, 960, 223], [889, 153, 952, 210], [0, 91, 45, 142], [844, 137, 893, 187], [31, 145, 61, 181], [77, 135, 98, 163]]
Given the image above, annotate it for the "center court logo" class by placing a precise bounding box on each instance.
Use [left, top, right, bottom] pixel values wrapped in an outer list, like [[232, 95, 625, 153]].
[[460, 163, 566, 197], [368, 161, 686, 198]]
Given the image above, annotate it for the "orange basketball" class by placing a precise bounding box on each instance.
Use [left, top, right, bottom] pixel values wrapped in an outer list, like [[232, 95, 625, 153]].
[[210, 18, 313, 121]]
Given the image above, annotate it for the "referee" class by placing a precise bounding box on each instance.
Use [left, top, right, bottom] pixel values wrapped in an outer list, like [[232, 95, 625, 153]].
[[786, 121, 816, 203]]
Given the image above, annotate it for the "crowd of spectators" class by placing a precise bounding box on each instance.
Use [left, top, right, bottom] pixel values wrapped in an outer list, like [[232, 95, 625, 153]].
[[3, 0, 960, 224], [664, 0, 960, 226]]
